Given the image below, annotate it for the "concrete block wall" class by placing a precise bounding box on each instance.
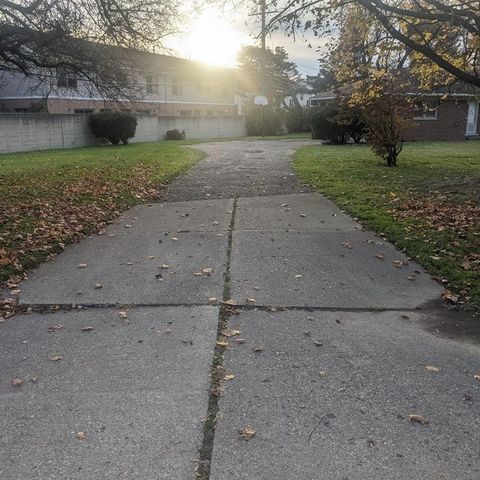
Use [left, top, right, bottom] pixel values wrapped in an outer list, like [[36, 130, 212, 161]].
[[0, 114, 246, 154]]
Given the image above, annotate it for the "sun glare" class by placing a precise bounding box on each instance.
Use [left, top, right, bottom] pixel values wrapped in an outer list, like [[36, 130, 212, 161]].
[[183, 7, 244, 67]]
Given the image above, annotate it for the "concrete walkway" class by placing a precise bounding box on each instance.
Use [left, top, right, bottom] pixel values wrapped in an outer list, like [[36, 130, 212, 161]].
[[1, 140, 479, 479]]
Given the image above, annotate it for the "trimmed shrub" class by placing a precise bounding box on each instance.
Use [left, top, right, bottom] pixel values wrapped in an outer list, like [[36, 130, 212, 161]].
[[165, 129, 185, 140], [88, 111, 137, 145], [245, 105, 284, 136], [310, 107, 348, 144], [286, 107, 310, 133]]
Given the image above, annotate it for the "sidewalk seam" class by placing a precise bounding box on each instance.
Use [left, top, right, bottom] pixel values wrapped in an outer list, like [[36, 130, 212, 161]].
[[196, 197, 237, 479]]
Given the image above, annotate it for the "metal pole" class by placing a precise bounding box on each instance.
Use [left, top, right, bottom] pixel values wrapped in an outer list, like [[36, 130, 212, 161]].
[[261, 0, 266, 138]]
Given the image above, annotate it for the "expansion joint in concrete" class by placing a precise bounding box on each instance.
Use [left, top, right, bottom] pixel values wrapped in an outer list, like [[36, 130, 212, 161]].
[[196, 197, 237, 480]]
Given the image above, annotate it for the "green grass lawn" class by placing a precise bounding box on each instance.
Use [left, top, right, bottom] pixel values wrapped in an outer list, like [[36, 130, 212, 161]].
[[294, 141, 480, 311], [0, 142, 203, 285]]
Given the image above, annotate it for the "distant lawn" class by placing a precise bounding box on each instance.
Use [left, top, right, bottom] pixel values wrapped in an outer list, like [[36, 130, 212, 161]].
[[0, 142, 203, 285], [294, 141, 480, 311]]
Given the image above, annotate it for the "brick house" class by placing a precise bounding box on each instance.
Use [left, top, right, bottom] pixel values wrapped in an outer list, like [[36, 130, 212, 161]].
[[0, 50, 245, 117], [306, 86, 479, 141]]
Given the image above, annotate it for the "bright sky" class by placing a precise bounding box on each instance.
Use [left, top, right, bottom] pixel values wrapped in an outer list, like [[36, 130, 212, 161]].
[[165, 4, 322, 76]]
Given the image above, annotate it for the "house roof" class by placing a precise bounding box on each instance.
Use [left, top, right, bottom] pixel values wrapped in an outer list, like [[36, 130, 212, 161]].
[[309, 90, 337, 101]]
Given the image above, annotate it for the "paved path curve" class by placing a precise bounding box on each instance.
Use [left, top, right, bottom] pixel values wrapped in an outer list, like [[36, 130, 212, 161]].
[[1, 140, 479, 480]]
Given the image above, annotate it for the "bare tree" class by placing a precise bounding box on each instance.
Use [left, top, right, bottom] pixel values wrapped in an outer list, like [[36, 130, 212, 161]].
[[0, 0, 181, 97]]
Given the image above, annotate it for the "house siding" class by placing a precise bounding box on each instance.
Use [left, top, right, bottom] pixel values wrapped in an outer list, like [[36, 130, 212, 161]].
[[405, 101, 469, 141]]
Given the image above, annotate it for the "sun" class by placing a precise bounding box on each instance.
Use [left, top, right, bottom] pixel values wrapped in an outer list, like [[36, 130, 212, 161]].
[[182, 7, 244, 67]]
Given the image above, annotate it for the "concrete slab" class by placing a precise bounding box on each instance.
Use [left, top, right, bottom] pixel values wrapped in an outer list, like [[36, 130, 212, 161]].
[[113, 198, 233, 232], [235, 194, 360, 231], [19, 230, 227, 305], [230, 230, 442, 308], [167, 140, 316, 201], [0, 306, 218, 479], [210, 309, 480, 480]]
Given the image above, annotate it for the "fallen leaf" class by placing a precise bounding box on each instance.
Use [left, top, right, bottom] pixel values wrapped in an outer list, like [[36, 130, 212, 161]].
[[75, 431, 86, 440], [202, 267, 214, 275], [393, 260, 403, 268], [224, 374, 235, 381], [223, 299, 238, 306], [239, 426, 256, 440], [208, 297, 218, 304], [319, 371, 327, 377], [425, 365, 440, 372], [442, 289, 458, 304], [342, 241, 352, 249], [300, 213, 306, 217], [281, 203, 288, 207], [313, 340, 323, 347], [221, 329, 241, 337], [375, 253, 385, 260], [408, 414, 429, 425], [294, 274, 303, 278], [474, 374, 480, 381], [159, 264, 170, 269], [48, 323, 64, 332], [235, 338, 246, 344], [78, 263, 87, 268], [171, 237, 178, 241], [125, 224, 132, 228], [118, 311, 128, 319], [10, 289, 20, 295], [246, 298, 256, 303], [49, 354, 63, 362], [216, 340, 229, 348], [252, 345, 263, 353], [145, 255, 155, 260], [12, 378, 23, 387], [81, 326, 94, 332], [94, 283, 103, 289]]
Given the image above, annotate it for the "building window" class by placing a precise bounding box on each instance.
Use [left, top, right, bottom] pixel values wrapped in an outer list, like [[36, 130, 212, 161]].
[[194, 109, 201, 116], [145, 75, 159, 94], [413, 100, 438, 120], [172, 79, 182, 95], [57, 69, 78, 89], [180, 110, 192, 116], [74, 109, 94, 114]]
